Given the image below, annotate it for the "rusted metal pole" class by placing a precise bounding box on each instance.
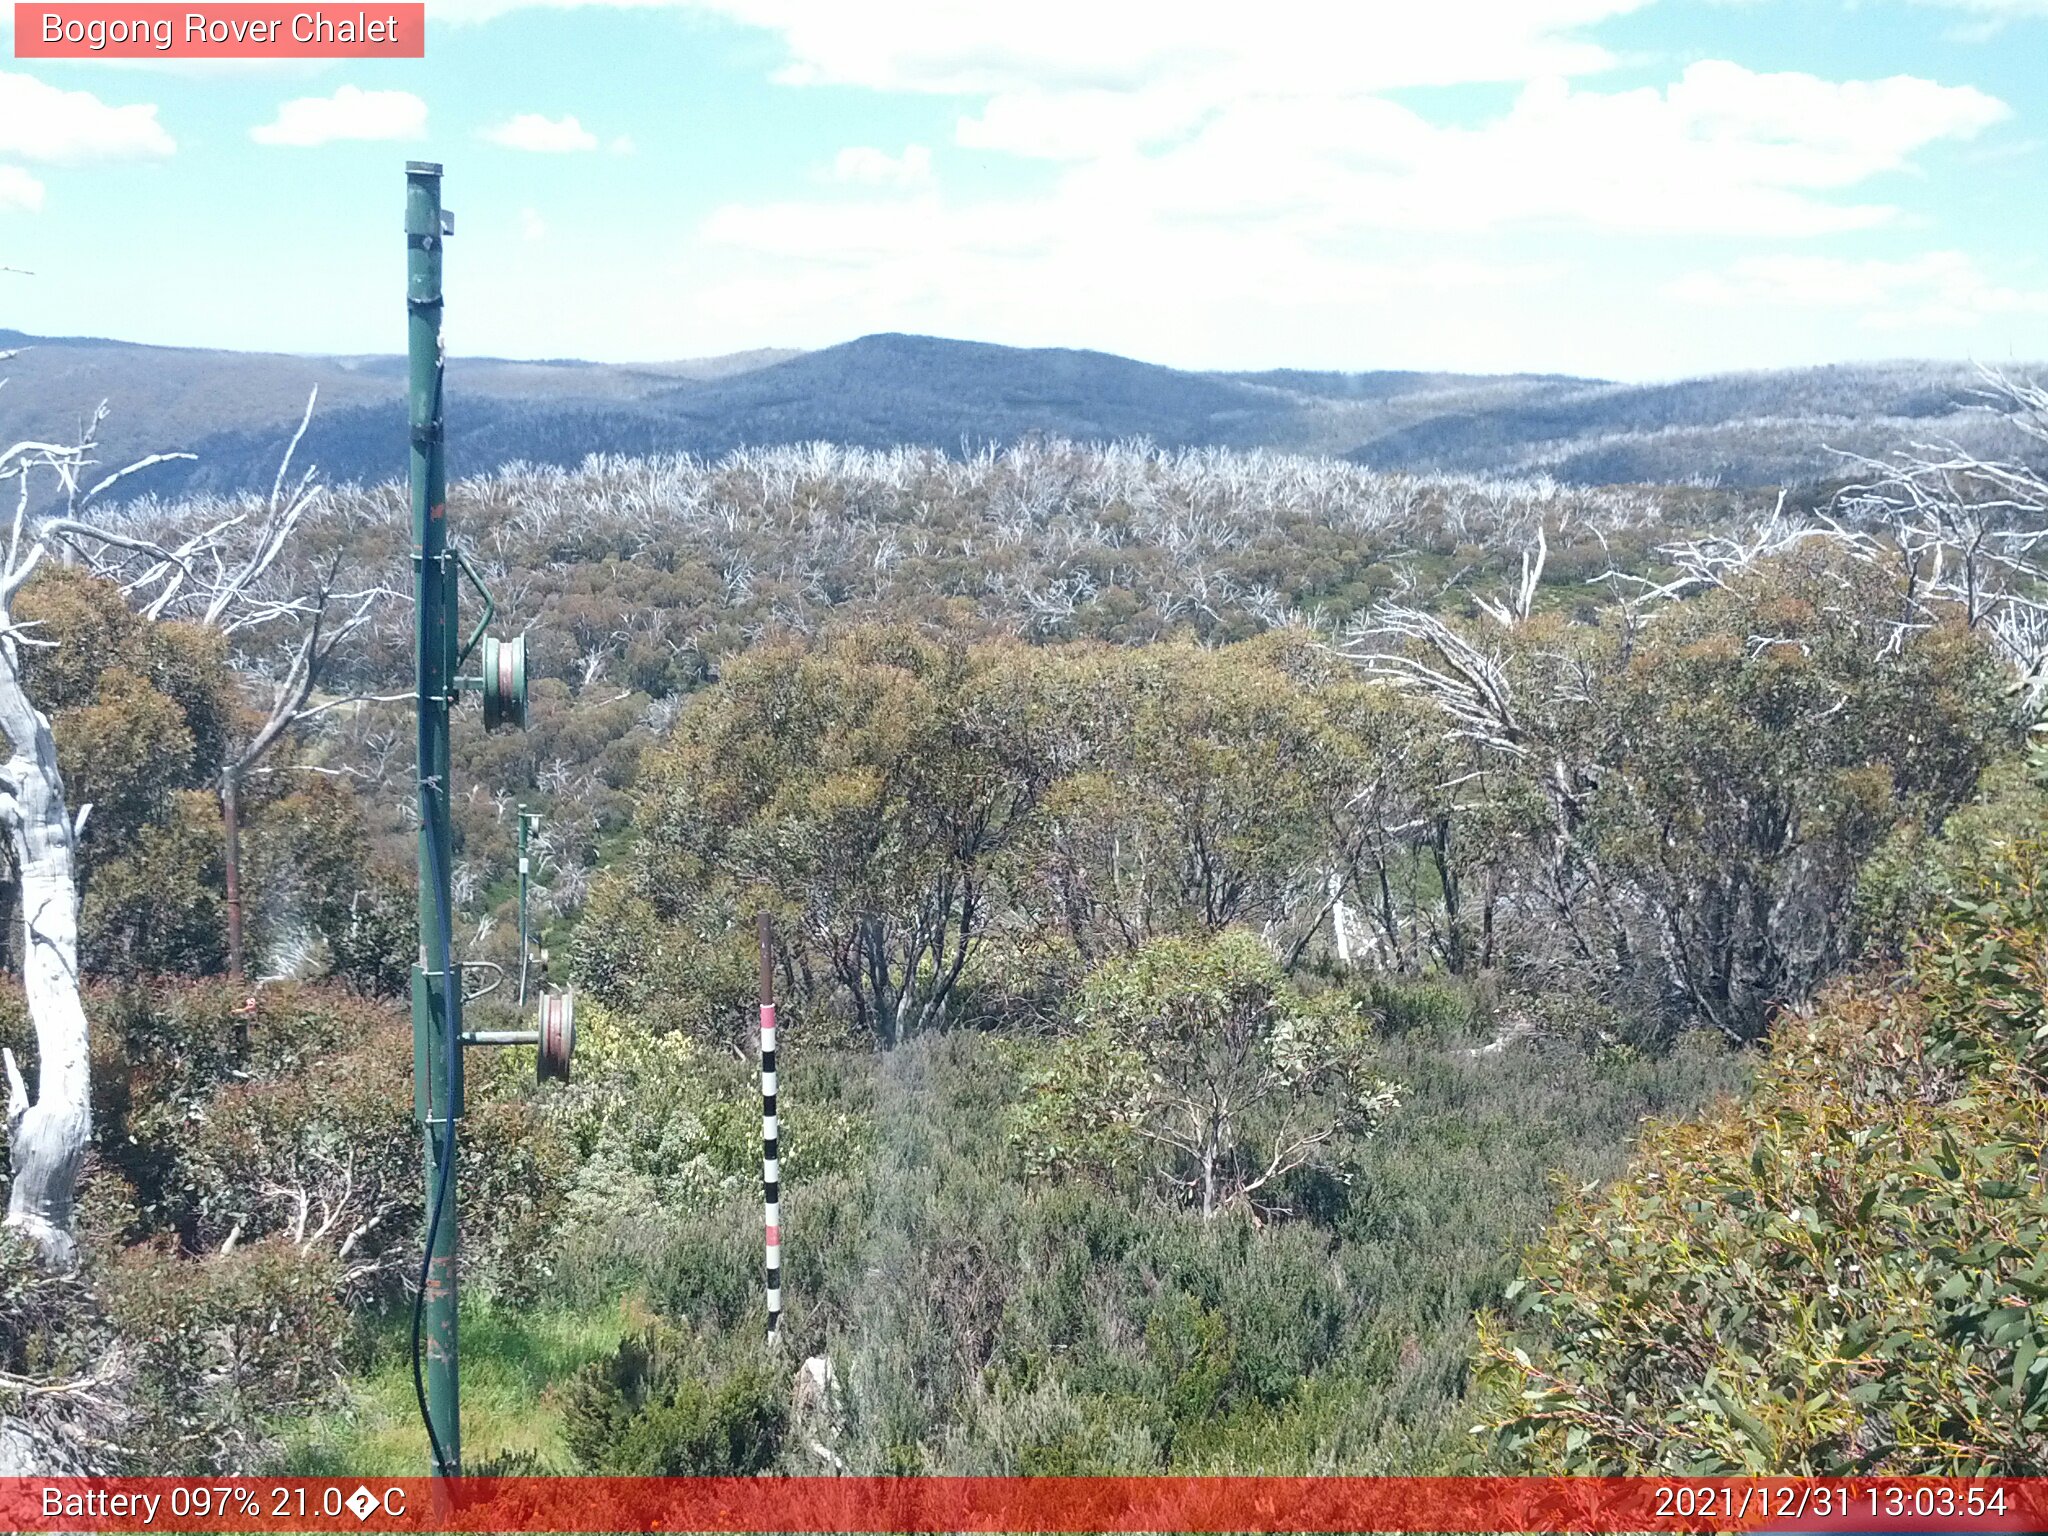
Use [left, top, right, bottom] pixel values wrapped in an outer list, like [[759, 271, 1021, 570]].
[[222, 771, 243, 979]]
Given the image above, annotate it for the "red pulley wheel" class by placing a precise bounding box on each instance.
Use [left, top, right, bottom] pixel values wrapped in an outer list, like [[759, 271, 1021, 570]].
[[480, 632, 528, 733], [537, 988, 575, 1083]]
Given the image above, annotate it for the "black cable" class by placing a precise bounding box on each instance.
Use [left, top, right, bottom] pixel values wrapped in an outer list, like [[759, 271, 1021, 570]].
[[411, 1099, 457, 1478], [408, 338, 457, 1483], [411, 780, 459, 1479]]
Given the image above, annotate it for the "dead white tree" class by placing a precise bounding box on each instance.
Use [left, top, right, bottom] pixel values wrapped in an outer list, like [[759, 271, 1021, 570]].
[[1829, 371, 2048, 711], [0, 381, 392, 1261], [53, 390, 401, 977], [1342, 605, 1525, 758], [1474, 523, 1547, 629], [0, 403, 192, 1266]]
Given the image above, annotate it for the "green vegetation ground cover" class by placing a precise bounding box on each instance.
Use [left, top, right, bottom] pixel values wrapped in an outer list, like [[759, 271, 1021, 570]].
[[283, 1298, 639, 1475], [434, 1006, 1745, 1476], [1, 426, 2043, 1473]]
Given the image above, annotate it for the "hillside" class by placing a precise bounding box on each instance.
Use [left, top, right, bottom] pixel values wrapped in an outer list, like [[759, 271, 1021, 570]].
[[1339, 361, 2048, 485], [4, 327, 2042, 499], [0, 328, 798, 498]]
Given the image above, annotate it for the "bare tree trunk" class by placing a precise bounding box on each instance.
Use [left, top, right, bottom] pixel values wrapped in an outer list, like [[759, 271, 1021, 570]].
[[1432, 816, 1466, 974], [0, 657, 88, 1268], [222, 767, 243, 980]]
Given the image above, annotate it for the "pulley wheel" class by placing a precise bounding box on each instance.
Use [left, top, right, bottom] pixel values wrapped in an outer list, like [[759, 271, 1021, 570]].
[[537, 987, 575, 1084], [481, 632, 528, 732]]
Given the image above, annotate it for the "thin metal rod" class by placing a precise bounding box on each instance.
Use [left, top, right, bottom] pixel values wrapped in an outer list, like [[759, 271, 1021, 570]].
[[759, 912, 780, 1344], [516, 807, 534, 1006], [461, 1030, 539, 1046]]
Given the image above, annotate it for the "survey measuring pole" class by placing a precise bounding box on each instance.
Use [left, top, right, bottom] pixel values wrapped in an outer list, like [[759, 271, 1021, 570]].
[[760, 913, 781, 1344]]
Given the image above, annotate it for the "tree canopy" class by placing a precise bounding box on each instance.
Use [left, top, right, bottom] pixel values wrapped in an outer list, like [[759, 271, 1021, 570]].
[[1479, 748, 2048, 1473]]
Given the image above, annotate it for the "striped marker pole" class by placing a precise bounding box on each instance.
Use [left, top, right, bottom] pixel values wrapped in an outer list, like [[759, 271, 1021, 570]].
[[759, 912, 781, 1344]]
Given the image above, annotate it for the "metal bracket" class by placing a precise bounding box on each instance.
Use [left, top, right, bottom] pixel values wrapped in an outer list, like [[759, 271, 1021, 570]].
[[452, 546, 497, 669]]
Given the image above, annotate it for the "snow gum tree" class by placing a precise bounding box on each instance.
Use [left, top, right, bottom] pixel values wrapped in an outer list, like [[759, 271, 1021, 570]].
[[0, 380, 366, 1265], [0, 406, 189, 1264]]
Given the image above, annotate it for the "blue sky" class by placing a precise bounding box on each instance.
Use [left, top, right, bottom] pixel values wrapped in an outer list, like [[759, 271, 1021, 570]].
[[1, 0, 2045, 380]]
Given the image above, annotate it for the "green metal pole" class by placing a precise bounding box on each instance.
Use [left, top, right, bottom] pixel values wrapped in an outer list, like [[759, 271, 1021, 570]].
[[406, 159, 461, 1481]]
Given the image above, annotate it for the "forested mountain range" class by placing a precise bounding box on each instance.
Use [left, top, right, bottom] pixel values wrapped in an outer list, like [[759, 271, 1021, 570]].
[[2, 326, 2040, 498]]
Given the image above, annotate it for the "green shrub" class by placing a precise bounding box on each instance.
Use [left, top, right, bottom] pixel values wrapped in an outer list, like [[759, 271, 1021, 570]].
[[0, 1228, 107, 1394], [322, 862, 415, 1000], [538, 1000, 863, 1265], [951, 931, 1086, 1034], [562, 1323, 786, 1474], [102, 1236, 348, 1473], [1477, 784, 2048, 1473], [1006, 933, 1401, 1218], [1351, 977, 1483, 1045], [104, 984, 419, 1283], [571, 881, 759, 1051]]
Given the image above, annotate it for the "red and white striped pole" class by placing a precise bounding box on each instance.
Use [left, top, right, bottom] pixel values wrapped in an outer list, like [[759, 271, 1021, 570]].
[[758, 912, 781, 1344]]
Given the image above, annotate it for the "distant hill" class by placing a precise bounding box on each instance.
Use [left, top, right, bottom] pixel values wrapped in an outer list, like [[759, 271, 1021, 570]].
[[0, 327, 2039, 500]]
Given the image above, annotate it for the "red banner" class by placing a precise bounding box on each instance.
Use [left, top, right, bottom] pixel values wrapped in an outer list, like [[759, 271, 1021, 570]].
[[0, 1477, 2043, 1533], [13, 5, 424, 58]]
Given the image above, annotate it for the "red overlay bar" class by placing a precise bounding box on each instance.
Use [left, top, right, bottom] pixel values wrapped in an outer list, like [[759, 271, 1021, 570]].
[[0, 1478, 2043, 1533], [14, 4, 423, 58]]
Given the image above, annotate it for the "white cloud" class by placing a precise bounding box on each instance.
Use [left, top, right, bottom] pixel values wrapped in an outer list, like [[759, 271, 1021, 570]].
[[673, 49, 2014, 373], [0, 165, 44, 211], [420, 0, 1649, 86], [1902, 0, 2048, 43], [688, 0, 1647, 95], [689, 168, 1570, 366], [831, 144, 931, 188], [482, 112, 599, 152], [1907, 0, 2048, 12], [0, 72, 174, 162], [520, 207, 547, 241], [413, 0, 2002, 238], [708, 60, 2006, 288], [609, 134, 636, 155], [954, 63, 2006, 240], [1670, 251, 2048, 330], [250, 86, 426, 146], [663, 0, 2006, 244]]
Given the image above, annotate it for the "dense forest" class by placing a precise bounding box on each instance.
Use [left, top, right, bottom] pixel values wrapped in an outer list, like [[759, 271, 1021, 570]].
[[0, 375, 2044, 1474]]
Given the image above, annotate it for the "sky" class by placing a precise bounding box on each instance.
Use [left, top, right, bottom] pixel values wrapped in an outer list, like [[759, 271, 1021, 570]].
[[1, 0, 2046, 380]]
